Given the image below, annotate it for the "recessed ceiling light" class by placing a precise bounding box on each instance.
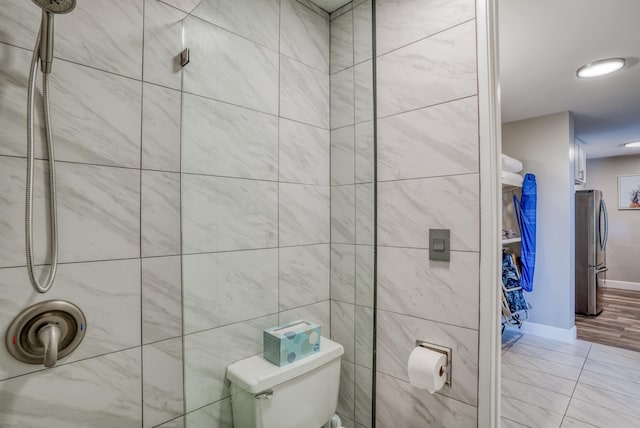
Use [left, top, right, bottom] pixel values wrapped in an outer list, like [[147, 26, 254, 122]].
[[577, 58, 625, 78], [625, 141, 640, 148]]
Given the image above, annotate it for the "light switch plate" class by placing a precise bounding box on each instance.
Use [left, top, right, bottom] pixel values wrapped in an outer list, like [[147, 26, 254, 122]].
[[429, 229, 450, 261]]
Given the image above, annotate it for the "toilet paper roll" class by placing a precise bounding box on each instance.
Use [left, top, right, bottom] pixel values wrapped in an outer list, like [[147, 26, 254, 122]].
[[407, 346, 447, 393]]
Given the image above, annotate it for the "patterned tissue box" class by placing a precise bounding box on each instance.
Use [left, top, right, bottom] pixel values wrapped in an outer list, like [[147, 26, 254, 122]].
[[263, 320, 321, 367]]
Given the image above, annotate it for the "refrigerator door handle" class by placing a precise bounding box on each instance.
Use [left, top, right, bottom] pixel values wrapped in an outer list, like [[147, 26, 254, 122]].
[[601, 198, 609, 251]]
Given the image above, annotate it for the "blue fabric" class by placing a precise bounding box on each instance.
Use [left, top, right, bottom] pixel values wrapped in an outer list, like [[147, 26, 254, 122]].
[[513, 173, 537, 292], [502, 252, 529, 314]]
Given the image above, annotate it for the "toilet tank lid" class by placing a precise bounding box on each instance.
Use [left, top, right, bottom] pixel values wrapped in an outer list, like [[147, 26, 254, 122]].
[[226, 336, 344, 393]]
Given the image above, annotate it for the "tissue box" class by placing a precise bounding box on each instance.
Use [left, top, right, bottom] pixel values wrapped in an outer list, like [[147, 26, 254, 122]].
[[263, 320, 321, 366]]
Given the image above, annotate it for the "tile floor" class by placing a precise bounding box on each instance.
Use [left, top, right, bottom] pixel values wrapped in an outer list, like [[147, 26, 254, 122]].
[[501, 330, 640, 427]]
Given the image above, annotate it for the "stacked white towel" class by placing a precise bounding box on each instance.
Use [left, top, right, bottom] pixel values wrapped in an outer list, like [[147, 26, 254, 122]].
[[501, 154, 524, 186]]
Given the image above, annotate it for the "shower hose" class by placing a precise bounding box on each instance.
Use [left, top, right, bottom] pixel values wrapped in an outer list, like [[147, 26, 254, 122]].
[[26, 27, 59, 294]]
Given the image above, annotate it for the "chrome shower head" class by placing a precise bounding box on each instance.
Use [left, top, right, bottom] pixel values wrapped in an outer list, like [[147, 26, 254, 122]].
[[31, 0, 76, 14]]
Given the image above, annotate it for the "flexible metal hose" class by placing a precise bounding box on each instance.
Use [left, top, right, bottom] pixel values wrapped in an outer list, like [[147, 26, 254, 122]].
[[26, 27, 59, 294]]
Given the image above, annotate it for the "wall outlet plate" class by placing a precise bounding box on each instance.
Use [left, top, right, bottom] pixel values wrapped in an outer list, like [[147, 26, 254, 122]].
[[429, 229, 450, 261]]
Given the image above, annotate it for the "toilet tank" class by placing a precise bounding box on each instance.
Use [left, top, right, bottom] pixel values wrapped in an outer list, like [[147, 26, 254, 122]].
[[227, 336, 344, 428]]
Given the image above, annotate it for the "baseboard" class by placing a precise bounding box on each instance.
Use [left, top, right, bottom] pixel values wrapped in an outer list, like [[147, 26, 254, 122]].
[[505, 322, 577, 342], [601, 279, 640, 292]]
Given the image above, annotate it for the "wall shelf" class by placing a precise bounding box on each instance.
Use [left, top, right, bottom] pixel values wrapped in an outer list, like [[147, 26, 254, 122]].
[[502, 237, 521, 245]]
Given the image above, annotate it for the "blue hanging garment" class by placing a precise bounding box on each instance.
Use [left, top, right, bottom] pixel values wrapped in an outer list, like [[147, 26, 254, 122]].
[[513, 173, 537, 292]]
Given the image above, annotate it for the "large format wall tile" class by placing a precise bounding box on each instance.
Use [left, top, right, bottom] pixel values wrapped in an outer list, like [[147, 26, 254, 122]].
[[331, 300, 355, 362], [376, 310, 478, 406], [143, 338, 184, 428], [331, 68, 355, 129], [182, 175, 278, 253], [142, 83, 181, 172], [279, 300, 331, 335], [378, 96, 479, 181], [279, 119, 330, 186], [0, 348, 142, 428], [142, 171, 180, 257], [183, 249, 278, 334], [376, 372, 477, 428], [376, 0, 475, 56], [377, 174, 479, 251], [184, 315, 277, 412], [355, 305, 374, 369], [143, 0, 185, 89], [185, 398, 233, 428], [331, 126, 355, 185], [280, 56, 330, 129], [355, 365, 373, 427], [331, 244, 356, 304], [142, 256, 182, 344], [354, 61, 373, 123], [331, 10, 354, 73], [377, 21, 477, 118], [182, 93, 278, 180], [0, 259, 140, 380], [378, 247, 480, 329], [355, 245, 374, 307], [355, 121, 374, 183], [355, 183, 374, 245], [191, 0, 279, 50], [183, 17, 279, 114], [279, 244, 330, 310], [281, 0, 330, 73], [353, 1, 372, 64], [338, 360, 356, 418], [279, 183, 330, 246]]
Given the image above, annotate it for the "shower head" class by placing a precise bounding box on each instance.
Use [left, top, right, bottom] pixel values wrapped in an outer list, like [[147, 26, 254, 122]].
[[31, 0, 76, 73], [31, 0, 76, 14]]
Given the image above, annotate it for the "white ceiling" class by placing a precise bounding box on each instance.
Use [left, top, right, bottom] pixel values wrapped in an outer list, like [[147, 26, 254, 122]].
[[309, 0, 351, 13], [499, 0, 640, 159]]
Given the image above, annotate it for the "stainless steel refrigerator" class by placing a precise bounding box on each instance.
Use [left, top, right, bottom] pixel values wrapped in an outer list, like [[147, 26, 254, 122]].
[[575, 189, 608, 316]]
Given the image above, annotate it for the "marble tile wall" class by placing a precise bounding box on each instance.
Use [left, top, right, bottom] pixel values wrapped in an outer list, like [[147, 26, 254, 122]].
[[375, 0, 481, 426], [0, 0, 184, 426], [329, 2, 375, 428]]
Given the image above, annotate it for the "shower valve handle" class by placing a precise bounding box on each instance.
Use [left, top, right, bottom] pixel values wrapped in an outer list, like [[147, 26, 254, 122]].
[[38, 324, 62, 368]]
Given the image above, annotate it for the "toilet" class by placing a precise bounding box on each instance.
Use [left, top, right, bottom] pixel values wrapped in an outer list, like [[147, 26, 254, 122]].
[[226, 336, 344, 428]]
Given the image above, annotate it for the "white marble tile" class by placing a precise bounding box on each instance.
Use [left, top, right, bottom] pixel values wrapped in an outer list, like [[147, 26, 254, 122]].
[[331, 68, 355, 129], [182, 93, 278, 180], [579, 370, 640, 402], [376, 309, 478, 405], [331, 3, 353, 20], [183, 16, 279, 114], [560, 417, 598, 428], [158, 0, 200, 14], [185, 399, 233, 428], [355, 245, 374, 307], [331, 185, 356, 244], [0, 259, 140, 381], [377, 174, 479, 251], [565, 398, 640, 428], [143, 338, 184, 428], [377, 20, 477, 118], [501, 418, 530, 428], [191, 0, 279, 50], [183, 315, 277, 412], [298, 0, 331, 19], [142, 83, 181, 172], [378, 247, 479, 329], [376, 372, 477, 428], [281, 0, 330, 73], [0, 160, 140, 265], [501, 351, 582, 381], [0, 47, 142, 168], [338, 361, 356, 418], [509, 343, 586, 368], [280, 55, 330, 129], [141, 171, 180, 257], [583, 358, 640, 384], [354, 61, 373, 123], [353, 1, 372, 64], [182, 175, 278, 253], [378, 96, 479, 181], [501, 395, 563, 428], [516, 334, 592, 357], [502, 377, 570, 415], [331, 244, 356, 304], [279, 300, 331, 335], [355, 121, 374, 184], [279, 244, 330, 310], [0, 348, 141, 428], [589, 342, 640, 371], [332, 301, 356, 362], [354, 365, 373, 427], [331, 10, 353, 73], [279, 119, 330, 186], [142, 256, 182, 344], [375, 0, 475, 56], [331, 126, 355, 185], [279, 183, 330, 246], [573, 382, 640, 419], [0, 1, 41, 51], [156, 416, 185, 428], [183, 249, 278, 334], [355, 306, 374, 369], [144, 0, 185, 89], [501, 361, 576, 396], [355, 183, 374, 245]]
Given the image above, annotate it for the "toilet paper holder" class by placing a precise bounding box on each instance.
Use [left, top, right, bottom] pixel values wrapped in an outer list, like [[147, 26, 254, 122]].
[[415, 340, 452, 386]]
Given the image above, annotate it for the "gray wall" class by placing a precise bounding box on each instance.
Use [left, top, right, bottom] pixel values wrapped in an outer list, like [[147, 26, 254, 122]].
[[587, 154, 640, 285], [375, 0, 482, 425], [502, 112, 576, 331]]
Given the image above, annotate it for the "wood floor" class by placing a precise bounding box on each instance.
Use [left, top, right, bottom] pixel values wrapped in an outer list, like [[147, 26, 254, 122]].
[[576, 287, 640, 352]]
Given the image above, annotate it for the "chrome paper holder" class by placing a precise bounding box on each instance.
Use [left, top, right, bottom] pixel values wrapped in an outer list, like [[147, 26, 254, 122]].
[[415, 340, 452, 386]]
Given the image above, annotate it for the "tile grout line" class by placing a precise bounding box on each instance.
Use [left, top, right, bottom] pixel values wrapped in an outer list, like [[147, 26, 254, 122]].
[[560, 343, 593, 426], [139, 0, 146, 425]]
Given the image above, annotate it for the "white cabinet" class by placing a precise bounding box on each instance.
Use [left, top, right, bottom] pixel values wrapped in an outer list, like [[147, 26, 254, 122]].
[[574, 139, 586, 184]]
